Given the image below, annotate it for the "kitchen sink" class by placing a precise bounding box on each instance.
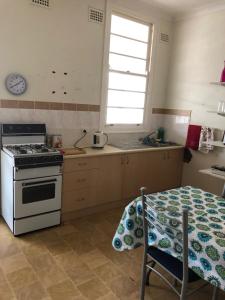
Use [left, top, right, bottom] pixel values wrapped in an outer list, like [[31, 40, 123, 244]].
[[110, 141, 177, 150]]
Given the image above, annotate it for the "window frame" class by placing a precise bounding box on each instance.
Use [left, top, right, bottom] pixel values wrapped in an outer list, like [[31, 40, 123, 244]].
[[100, 11, 154, 133]]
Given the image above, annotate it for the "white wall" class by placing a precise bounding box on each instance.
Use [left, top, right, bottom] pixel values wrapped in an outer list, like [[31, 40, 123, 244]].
[[0, 0, 173, 146], [165, 9, 225, 195], [0, 0, 105, 104]]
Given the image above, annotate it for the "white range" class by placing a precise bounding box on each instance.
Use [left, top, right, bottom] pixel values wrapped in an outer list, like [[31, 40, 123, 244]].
[[1, 124, 63, 235]]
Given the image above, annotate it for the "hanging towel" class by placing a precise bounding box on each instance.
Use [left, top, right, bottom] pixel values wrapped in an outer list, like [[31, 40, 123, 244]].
[[185, 125, 202, 150], [198, 127, 214, 153]]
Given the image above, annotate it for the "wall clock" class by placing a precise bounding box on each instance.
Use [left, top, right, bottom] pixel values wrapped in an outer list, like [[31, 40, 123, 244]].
[[5, 73, 27, 96]]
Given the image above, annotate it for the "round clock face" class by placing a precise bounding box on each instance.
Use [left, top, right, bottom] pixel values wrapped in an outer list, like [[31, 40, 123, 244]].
[[5, 73, 27, 95]]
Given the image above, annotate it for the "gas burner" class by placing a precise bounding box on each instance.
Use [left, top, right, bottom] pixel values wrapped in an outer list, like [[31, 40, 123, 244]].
[[3, 144, 60, 157]]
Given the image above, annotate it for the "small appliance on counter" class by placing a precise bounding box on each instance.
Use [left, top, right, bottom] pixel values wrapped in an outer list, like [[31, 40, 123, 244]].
[[0, 124, 63, 235], [92, 131, 108, 148]]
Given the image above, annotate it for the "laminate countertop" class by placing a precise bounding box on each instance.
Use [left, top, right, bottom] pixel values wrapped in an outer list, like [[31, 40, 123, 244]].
[[63, 144, 184, 159]]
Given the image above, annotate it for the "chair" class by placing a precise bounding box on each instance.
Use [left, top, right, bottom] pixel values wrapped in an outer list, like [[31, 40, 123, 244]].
[[140, 187, 210, 300]]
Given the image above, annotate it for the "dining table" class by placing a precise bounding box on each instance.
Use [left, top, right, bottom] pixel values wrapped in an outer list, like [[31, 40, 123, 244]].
[[112, 186, 225, 292]]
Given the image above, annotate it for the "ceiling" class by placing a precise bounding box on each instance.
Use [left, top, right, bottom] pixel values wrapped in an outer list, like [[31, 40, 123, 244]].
[[142, 0, 225, 16]]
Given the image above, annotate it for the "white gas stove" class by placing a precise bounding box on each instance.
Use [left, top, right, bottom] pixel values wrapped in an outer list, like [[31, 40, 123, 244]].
[[1, 124, 63, 235]]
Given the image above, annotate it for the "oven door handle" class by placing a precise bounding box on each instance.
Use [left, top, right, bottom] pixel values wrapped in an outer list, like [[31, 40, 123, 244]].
[[22, 179, 57, 187]]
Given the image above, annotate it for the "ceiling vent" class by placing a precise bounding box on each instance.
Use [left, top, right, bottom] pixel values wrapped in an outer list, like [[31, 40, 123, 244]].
[[160, 33, 169, 44], [88, 7, 104, 24], [31, 0, 50, 8]]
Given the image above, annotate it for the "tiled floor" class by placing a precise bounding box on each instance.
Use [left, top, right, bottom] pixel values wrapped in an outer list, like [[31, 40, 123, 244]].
[[0, 208, 224, 300]]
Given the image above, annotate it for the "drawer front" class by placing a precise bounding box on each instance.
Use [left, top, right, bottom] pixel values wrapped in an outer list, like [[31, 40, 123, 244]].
[[63, 157, 99, 173], [62, 188, 99, 212], [63, 169, 99, 191]]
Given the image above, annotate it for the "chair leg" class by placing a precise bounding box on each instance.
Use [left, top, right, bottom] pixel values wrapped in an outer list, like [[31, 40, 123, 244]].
[[146, 261, 156, 286], [212, 286, 218, 300], [140, 251, 148, 300]]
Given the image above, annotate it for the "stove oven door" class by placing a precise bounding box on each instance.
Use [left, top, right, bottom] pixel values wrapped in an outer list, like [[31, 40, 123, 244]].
[[14, 175, 62, 219]]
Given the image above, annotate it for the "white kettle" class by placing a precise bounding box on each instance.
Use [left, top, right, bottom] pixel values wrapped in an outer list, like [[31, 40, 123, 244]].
[[92, 131, 108, 148]]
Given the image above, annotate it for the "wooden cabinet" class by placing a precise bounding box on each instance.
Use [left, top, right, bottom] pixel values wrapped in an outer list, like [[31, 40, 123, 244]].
[[98, 155, 123, 204], [62, 148, 183, 220], [122, 149, 183, 200]]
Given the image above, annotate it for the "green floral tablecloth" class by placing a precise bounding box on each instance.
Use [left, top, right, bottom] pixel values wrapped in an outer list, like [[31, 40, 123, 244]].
[[112, 186, 225, 291]]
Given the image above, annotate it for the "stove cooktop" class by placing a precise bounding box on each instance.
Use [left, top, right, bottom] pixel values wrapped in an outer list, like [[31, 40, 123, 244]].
[[3, 144, 60, 157]]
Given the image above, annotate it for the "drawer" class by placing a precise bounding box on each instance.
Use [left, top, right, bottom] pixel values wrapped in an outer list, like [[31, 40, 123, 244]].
[[63, 157, 99, 173], [62, 188, 100, 212], [63, 169, 99, 191]]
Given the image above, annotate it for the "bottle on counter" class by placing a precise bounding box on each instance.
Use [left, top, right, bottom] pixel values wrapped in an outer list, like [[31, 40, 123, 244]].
[[220, 61, 225, 83]]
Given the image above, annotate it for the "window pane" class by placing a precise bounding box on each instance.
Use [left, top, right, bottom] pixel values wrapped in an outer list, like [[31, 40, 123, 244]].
[[111, 15, 149, 42], [107, 90, 145, 108], [106, 108, 144, 124], [110, 35, 148, 59], [108, 72, 147, 92], [109, 53, 147, 75]]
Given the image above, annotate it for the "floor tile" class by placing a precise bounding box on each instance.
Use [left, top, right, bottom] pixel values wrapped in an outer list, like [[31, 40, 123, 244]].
[[36, 264, 67, 288], [46, 240, 72, 256], [26, 252, 56, 271], [14, 281, 47, 300], [0, 253, 29, 274], [7, 266, 37, 290], [109, 275, 138, 299], [80, 249, 109, 269], [0, 240, 21, 259], [77, 277, 110, 300], [0, 280, 16, 300], [93, 262, 123, 284], [47, 280, 80, 300], [54, 250, 80, 271], [66, 262, 95, 285]]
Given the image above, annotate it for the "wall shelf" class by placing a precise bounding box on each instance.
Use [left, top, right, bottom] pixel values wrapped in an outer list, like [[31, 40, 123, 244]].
[[199, 169, 225, 180], [202, 141, 225, 148], [210, 82, 225, 86]]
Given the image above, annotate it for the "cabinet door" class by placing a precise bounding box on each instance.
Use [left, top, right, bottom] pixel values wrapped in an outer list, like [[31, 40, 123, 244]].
[[159, 149, 183, 190], [98, 155, 123, 204], [122, 149, 183, 200]]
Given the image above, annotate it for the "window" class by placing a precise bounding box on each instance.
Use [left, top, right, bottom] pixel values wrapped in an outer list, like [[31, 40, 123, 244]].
[[104, 14, 152, 128]]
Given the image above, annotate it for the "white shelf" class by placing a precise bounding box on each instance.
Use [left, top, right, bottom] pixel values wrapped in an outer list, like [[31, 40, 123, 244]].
[[199, 169, 225, 181], [202, 141, 225, 148], [210, 82, 225, 86]]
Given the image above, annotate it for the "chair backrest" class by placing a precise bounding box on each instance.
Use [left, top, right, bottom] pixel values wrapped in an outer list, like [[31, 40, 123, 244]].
[[140, 187, 189, 284]]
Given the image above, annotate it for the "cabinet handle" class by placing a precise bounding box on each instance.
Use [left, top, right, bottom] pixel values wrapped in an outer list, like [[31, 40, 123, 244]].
[[126, 156, 129, 164], [167, 152, 170, 159], [121, 156, 124, 165]]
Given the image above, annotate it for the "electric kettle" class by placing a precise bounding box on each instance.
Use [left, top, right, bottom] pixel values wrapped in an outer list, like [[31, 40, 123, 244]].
[[92, 131, 108, 148]]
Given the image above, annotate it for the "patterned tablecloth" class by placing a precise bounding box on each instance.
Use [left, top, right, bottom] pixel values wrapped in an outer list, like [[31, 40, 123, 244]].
[[112, 186, 225, 291]]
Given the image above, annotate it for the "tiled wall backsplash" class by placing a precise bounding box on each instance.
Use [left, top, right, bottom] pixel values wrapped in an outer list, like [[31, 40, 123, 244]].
[[0, 108, 100, 147], [0, 103, 191, 148]]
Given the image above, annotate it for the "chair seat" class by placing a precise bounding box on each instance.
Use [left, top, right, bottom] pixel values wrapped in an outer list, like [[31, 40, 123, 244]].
[[148, 246, 200, 282]]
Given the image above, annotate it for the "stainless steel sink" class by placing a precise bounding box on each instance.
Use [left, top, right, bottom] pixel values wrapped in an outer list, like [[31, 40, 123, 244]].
[[110, 141, 176, 150]]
